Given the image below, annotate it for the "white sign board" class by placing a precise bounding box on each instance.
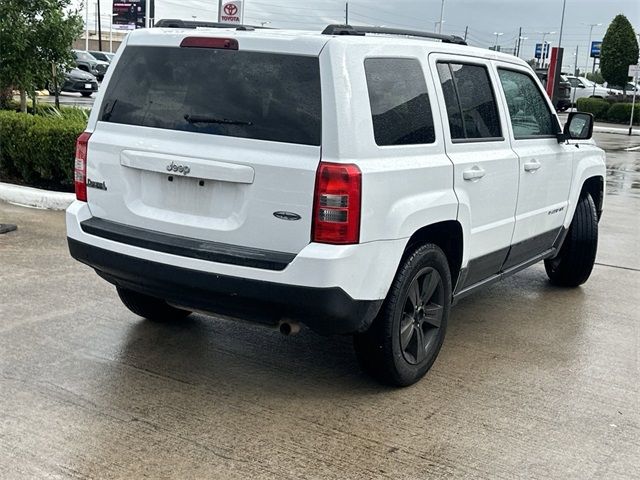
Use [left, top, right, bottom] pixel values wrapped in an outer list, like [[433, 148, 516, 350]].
[[629, 64, 640, 79], [219, 0, 244, 24]]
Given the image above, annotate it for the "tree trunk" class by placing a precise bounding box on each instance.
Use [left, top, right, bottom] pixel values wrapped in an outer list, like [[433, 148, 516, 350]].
[[52, 63, 60, 109], [19, 90, 27, 113], [0, 86, 12, 109]]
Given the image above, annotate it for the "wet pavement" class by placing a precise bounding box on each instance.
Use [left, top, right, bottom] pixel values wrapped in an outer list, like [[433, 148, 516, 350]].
[[0, 132, 638, 479]]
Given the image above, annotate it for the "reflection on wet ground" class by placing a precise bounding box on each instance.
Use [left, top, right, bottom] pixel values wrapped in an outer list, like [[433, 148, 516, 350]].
[[594, 132, 640, 198]]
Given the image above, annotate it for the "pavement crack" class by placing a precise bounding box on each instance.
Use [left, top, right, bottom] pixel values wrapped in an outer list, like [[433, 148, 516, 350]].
[[595, 262, 640, 272]]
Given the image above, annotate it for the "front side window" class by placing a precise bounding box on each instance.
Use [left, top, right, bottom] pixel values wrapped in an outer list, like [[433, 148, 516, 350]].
[[364, 58, 435, 146], [437, 62, 502, 141], [498, 69, 557, 139]]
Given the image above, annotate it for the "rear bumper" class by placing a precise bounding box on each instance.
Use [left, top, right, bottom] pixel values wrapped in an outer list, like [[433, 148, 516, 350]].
[[68, 238, 382, 334], [66, 201, 406, 334]]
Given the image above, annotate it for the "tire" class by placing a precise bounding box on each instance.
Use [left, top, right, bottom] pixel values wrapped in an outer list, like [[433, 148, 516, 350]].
[[545, 193, 598, 287], [353, 243, 451, 387], [117, 287, 191, 322], [81, 92, 92, 97]]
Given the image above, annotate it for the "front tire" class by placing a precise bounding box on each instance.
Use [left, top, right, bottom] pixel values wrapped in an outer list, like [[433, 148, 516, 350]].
[[545, 193, 598, 287], [354, 244, 451, 387], [117, 287, 192, 322]]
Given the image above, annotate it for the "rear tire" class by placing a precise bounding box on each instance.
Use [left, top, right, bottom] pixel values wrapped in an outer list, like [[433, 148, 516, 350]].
[[545, 193, 598, 287], [353, 243, 451, 387], [117, 287, 191, 322]]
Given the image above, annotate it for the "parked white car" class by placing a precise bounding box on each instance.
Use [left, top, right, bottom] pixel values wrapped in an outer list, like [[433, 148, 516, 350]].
[[566, 75, 622, 103], [67, 25, 606, 386]]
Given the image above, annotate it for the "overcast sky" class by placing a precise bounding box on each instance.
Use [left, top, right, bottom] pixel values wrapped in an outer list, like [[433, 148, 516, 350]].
[[76, 0, 639, 70]]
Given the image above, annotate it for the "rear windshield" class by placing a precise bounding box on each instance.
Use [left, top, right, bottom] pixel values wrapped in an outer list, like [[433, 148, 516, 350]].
[[99, 45, 322, 146]]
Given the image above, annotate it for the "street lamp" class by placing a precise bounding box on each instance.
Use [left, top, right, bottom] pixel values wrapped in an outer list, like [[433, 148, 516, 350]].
[[437, 0, 445, 34], [582, 23, 602, 78], [261, 21, 271, 27], [537, 31, 555, 67], [518, 36, 528, 58], [493, 32, 504, 51]]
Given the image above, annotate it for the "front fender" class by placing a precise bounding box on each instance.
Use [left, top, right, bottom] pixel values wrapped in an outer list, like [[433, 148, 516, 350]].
[[563, 144, 606, 229]]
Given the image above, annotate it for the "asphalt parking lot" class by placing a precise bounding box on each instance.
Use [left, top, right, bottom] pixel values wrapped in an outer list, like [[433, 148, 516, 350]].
[[0, 132, 638, 479]]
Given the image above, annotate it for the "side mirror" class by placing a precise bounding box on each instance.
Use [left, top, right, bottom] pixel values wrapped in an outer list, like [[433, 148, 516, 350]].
[[558, 112, 594, 142], [576, 83, 585, 88]]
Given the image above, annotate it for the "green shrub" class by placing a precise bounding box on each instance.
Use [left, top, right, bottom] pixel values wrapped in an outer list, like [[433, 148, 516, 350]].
[[0, 110, 86, 189], [606, 103, 640, 125], [576, 97, 610, 120]]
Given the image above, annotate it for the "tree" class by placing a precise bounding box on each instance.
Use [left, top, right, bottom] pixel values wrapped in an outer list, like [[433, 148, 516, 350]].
[[0, 0, 82, 112], [600, 14, 639, 97]]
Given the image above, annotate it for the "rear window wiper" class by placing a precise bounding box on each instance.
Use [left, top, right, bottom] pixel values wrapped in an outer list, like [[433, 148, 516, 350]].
[[184, 114, 253, 126], [102, 99, 118, 121]]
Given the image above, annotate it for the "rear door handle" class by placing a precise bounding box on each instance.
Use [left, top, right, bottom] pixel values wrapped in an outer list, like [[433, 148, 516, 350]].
[[463, 166, 486, 181], [524, 160, 541, 172]]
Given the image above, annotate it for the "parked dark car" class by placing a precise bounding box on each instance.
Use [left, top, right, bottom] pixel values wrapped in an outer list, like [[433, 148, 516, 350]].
[[72, 50, 109, 80], [534, 69, 571, 111], [50, 68, 99, 97], [89, 51, 115, 63]]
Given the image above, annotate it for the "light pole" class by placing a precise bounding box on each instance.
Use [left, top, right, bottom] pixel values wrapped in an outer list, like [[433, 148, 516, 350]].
[[582, 23, 602, 78], [261, 21, 271, 28], [493, 32, 503, 51], [518, 36, 528, 58], [85, 2, 89, 50], [538, 31, 555, 67], [434, 20, 445, 33], [437, 0, 445, 34]]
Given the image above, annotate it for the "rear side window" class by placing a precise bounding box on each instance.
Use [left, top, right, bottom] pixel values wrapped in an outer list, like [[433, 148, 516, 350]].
[[100, 46, 321, 146], [364, 58, 435, 146], [437, 62, 502, 141], [497, 69, 557, 139]]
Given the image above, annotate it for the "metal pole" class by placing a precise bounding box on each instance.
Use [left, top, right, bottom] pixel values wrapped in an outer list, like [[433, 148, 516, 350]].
[[218, 0, 223, 22], [145, 0, 150, 27], [97, 0, 102, 51], [345, 2, 348, 24], [585, 25, 594, 78], [630, 66, 639, 135], [109, 13, 113, 53], [464, 26, 468, 42], [438, 0, 445, 34], [557, 0, 566, 49], [516, 27, 522, 57], [540, 33, 547, 68], [574, 45, 579, 76], [85, 2, 89, 50]]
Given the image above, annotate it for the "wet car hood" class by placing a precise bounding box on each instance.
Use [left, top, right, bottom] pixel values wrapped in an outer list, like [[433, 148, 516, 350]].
[[67, 69, 96, 81]]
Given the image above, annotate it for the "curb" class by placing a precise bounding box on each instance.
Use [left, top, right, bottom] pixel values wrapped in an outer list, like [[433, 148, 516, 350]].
[[594, 125, 640, 136], [0, 182, 74, 210]]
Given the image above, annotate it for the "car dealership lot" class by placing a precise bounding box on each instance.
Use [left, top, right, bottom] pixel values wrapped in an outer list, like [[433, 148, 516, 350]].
[[0, 132, 638, 479]]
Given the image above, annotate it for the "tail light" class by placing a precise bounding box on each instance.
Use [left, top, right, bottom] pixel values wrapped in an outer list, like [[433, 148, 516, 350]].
[[312, 162, 361, 244], [74, 132, 91, 201]]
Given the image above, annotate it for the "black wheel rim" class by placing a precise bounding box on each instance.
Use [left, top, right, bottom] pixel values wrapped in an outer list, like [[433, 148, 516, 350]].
[[399, 267, 444, 365]]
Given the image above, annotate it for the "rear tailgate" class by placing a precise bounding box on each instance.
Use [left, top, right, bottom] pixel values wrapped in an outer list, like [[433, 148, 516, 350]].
[[85, 31, 325, 255]]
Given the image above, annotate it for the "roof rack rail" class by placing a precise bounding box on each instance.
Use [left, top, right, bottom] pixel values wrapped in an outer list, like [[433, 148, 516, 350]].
[[321, 24, 467, 45], [154, 19, 266, 30]]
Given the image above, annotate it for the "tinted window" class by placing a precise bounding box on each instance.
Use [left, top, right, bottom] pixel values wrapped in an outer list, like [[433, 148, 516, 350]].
[[364, 58, 435, 146], [100, 46, 321, 146], [498, 69, 557, 138], [437, 62, 502, 140]]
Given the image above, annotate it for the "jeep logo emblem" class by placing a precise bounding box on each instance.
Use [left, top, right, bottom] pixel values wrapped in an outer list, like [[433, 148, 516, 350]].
[[166, 161, 191, 175]]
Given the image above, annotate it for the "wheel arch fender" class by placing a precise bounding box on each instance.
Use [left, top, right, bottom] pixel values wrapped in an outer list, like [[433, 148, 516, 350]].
[[563, 150, 606, 229], [401, 220, 465, 291]]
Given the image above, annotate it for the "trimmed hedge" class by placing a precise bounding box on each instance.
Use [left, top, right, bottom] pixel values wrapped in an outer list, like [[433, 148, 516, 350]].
[[576, 97, 610, 120], [576, 97, 640, 125], [0, 109, 87, 190], [606, 102, 640, 124]]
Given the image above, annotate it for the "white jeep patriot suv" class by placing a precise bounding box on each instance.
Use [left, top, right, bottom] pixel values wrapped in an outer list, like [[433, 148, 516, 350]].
[[67, 24, 605, 386]]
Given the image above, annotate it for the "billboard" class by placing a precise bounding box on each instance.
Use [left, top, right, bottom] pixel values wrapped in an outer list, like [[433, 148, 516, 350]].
[[590, 41, 602, 58], [113, 0, 154, 30], [534, 43, 551, 59], [219, 0, 244, 25]]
